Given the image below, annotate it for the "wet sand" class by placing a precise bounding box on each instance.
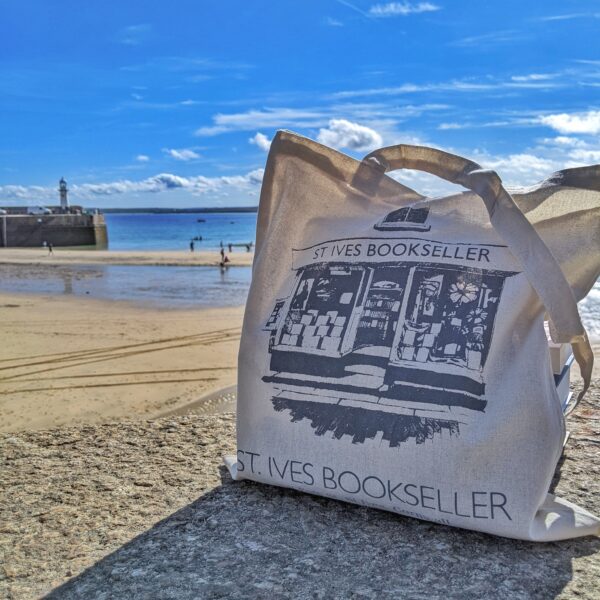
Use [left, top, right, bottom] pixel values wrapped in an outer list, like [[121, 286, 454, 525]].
[[0, 263, 252, 308], [0, 247, 254, 267], [0, 292, 243, 432]]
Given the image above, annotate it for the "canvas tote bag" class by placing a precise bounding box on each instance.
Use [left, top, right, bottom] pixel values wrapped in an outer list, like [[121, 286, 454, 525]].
[[226, 130, 600, 541]]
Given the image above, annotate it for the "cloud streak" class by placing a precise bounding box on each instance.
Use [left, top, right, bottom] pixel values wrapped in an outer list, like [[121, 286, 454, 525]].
[[369, 2, 440, 17], [195, 108, 330, 136], [195, 103, 449, 138], [332, 74, 561, 99], [450, 29, 525, 47], [163, 148, 201, 161], [536, 13, 600, 22], [116, 24, 152, 46]]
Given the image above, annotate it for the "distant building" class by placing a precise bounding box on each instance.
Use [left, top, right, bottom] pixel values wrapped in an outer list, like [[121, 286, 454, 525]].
[[59, 177, 69, 212]]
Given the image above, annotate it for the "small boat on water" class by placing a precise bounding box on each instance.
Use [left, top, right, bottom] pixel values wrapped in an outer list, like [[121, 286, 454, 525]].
[[197, 218, 206, 222]]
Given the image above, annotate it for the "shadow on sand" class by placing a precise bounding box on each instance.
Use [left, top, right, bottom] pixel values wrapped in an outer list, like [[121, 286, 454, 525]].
[[46, 466, 599, 600]]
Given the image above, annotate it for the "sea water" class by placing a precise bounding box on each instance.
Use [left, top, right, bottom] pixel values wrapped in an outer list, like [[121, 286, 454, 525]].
[[580, 281, 600, 341], [103, 212, 257, 251]]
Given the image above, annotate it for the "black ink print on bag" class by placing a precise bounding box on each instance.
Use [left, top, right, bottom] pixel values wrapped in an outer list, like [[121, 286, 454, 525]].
[[262, 235, 517, 446], [374, 206, 431, 232]]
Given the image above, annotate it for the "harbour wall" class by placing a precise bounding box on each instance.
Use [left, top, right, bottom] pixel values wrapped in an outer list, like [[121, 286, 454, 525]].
[[0, 213, 108, 247]]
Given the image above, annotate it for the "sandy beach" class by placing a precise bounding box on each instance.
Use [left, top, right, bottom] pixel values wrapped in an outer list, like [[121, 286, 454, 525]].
[[0, 247, 254, 267], [0, 291, 243, 432]]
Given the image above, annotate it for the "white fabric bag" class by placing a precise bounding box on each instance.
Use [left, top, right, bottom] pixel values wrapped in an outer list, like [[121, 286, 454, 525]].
[[227, 131, 600, 541]]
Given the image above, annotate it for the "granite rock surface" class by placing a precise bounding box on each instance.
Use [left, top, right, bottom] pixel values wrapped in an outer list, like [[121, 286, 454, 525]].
[[1, 386, 600, 599]]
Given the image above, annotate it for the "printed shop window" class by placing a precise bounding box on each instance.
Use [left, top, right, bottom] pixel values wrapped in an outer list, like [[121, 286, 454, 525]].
[[265, 299, 286, 329], [392, 265, 503, 373], [354, 266, 409, 349], [276, 264, 368, 354]]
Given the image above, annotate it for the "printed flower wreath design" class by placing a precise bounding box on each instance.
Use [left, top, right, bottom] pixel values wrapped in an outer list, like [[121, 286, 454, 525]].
[[449, 281, 479, 304]]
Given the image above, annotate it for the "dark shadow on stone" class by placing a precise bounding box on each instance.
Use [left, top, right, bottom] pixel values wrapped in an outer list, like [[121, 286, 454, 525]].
[[549, 452, 568, 495], [44, 472, 599, 600], [272, 397, 460, 446]]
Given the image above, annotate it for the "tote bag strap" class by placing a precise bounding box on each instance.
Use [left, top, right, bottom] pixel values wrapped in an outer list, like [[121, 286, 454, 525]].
[[363, 144, 593, 410]]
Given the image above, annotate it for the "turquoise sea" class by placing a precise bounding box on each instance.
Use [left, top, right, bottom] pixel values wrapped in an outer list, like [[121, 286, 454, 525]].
[[103, 212, 257, 251]]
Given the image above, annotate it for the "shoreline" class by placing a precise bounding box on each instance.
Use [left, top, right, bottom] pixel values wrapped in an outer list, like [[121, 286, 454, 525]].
[[0, 247, 254, 267], [0, 291, 243, 432]]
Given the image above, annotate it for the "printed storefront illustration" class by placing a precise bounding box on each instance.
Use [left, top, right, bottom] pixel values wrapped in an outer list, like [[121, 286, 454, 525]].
[[263, 231, 517, 446]]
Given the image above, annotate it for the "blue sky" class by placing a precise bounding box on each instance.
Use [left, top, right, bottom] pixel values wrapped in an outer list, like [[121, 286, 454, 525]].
[[1, 0, 599, 207]]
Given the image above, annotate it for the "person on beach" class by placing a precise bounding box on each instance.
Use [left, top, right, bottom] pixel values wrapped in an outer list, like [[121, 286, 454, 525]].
[[219, 254, 231, 270], [47, 242, 53, 255], [228, 243, 233, 253], [220, 247, 225, 261], [190, 240, 195, 252]]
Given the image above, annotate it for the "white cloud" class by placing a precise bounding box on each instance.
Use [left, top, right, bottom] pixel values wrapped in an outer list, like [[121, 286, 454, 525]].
[[470, 140, 600, 187], [438, 122, 463, 130], [76, 170, 264, 197], [369, 2, 440, 17], [0, 185, 47, 201], [163, 148, 201, 161], [249, 132, 272, 151], [388, 150, 566, 194], [136, 154, 150, 162], [538, 110, 600, 134], [568, 149, 600, 162], [324, 17, 344, 26], [317, 119, 383, 151], [540, 136, 586, 148], [479, 153, 557, 178], [0, 169, 264, 203]]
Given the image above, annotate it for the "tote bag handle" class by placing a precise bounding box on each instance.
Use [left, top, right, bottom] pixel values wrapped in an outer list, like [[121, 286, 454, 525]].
[[363, 144, 593, 411]]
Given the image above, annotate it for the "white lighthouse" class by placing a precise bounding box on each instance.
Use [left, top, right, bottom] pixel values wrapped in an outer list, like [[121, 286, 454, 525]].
[[59, 177, 69, 212]]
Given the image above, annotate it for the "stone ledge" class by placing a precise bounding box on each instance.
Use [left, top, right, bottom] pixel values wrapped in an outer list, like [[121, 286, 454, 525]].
[[1, 388, 599, 600]]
